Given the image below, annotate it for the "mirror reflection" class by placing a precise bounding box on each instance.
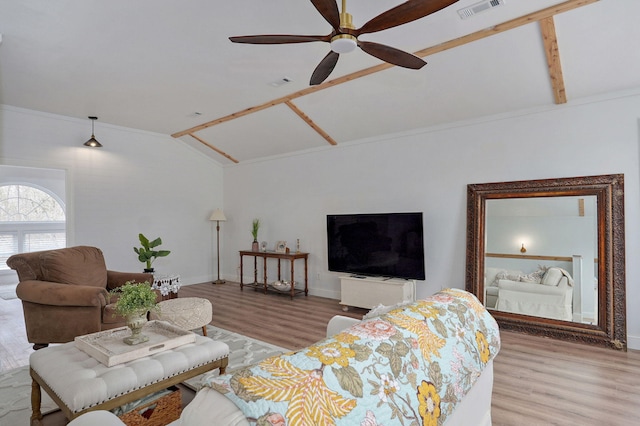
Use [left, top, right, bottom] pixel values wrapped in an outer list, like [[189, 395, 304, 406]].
[[484, 196, 597, 325], [466, 174, 626, 350]]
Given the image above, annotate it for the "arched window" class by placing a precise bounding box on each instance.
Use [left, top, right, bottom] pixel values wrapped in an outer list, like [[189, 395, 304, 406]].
[[0, 184, 66, 269]]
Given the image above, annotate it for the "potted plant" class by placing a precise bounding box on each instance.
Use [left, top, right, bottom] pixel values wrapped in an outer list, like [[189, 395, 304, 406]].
[[134, 233, 171, 273], [251, 219, 260, 251], [110, 281, 159, 345]]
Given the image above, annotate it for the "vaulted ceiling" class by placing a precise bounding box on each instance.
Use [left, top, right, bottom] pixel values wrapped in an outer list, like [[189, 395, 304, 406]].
[[1, 0, 639, 165]]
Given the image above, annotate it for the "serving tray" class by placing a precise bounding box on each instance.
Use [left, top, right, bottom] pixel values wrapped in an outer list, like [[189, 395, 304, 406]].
[[75, 320, 196, 367]]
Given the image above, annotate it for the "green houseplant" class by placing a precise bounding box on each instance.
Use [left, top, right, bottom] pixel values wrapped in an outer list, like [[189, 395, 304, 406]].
[[110, 281, 159, 345], [251, 219, 260, 251], [134, 233, 171, 272]]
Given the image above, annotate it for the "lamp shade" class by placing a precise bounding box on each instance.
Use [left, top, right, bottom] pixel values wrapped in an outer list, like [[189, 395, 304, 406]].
[[209, 208, 226, 222], [83, 116, 103, 148], [84, 136, 102, 147]]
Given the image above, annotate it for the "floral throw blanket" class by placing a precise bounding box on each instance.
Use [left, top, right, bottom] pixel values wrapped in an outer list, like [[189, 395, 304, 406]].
[[202, 288, 500, 426]]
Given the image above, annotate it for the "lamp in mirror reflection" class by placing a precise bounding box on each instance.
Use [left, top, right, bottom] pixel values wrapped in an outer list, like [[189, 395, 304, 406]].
[[209, 208, 227, 284], [515, 236, 530, 253], [83, 116, 103, 147]]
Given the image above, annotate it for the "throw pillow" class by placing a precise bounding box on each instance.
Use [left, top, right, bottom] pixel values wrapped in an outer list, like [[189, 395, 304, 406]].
[[41, 246, 108, 288], [495, 271, 522, 283], [519, 269, 546, 283], [542, 267, 563, 286]]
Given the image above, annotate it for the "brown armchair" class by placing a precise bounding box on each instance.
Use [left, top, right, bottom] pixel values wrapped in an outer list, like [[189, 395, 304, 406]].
[[7, 246, 155, 349]]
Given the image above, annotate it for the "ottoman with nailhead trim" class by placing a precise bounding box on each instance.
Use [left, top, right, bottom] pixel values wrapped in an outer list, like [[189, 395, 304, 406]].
[[28, 334, 228, 424]]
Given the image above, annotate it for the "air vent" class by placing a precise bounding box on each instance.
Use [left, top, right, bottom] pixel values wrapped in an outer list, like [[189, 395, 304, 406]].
[[457, 0, 505, 20], [270, 77, 293, 87]]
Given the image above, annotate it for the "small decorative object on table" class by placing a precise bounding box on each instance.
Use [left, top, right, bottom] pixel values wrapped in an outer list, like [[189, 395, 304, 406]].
[[272, 280, 295, 291], [110, 281, 159, 345], [275, 240, 287, 253], [134, 233, 171, 273], [261, 241, 268, 252], [153, 273, 181, 299], [251, 219, 260, 251]]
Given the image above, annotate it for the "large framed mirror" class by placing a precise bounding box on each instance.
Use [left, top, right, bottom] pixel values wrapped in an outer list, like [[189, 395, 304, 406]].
[[466, 174, 626, 350]]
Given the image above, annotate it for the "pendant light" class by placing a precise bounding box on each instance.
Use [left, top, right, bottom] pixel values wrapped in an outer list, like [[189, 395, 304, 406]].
[[84, 116, 103, 147]]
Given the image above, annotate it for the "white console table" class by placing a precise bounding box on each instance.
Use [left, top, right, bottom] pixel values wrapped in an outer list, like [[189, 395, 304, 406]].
[[339, 275, 416, 311]]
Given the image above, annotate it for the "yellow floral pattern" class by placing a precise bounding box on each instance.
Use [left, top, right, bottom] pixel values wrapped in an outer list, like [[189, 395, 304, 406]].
[[417, 380, 441, 426], [386, 313, 447, 362], [307, 341, 356, 367], [239, 357, 356, 426], [476, 331, 490, 363], [202, 288, 500, 426]]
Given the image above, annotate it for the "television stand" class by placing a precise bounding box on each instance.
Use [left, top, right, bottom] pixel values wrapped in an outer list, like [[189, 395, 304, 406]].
[[339, 275, 416, 311]]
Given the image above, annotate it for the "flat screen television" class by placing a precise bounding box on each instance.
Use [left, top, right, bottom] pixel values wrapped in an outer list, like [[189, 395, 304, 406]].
[[327, 212, 426, 280]]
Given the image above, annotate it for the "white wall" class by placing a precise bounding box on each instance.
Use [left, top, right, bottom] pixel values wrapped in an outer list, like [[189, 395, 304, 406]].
[[0, 105, 224, 284], [222, 90, 640, 349], [3, 91, 639, 349]]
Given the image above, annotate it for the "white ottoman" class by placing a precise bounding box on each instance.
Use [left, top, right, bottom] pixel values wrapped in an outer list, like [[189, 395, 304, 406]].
[[29, 335, 228, 423], [150, 297, 213, 336]]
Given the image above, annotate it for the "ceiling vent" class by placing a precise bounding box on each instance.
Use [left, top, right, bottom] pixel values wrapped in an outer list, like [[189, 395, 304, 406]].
[[270, 77, 293, 88], [457, 0, 505, 20]]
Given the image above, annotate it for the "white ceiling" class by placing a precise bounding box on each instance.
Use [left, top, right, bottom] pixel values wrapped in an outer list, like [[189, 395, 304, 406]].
[[1, 0, 639, 165]]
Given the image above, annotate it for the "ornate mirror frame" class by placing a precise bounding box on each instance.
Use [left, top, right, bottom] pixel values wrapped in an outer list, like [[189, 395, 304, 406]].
[[465, 174, 627, 350]]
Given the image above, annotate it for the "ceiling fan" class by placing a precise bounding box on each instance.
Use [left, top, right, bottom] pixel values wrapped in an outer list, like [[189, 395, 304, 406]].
[[229, 0, 459, 85]]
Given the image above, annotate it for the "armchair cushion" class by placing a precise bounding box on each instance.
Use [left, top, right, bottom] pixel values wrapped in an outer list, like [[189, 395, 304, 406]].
[[16, 280, 109, 307], [40, 246, 108, 288], [106, 270, 153, 291]]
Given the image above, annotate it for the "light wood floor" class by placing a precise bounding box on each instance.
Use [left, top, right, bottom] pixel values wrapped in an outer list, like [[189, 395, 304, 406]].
[[2, 281, 639, 425]]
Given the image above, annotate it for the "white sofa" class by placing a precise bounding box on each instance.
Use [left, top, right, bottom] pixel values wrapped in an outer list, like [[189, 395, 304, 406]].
[[69, 289, 500, 426], [486, 266, 573, 321]]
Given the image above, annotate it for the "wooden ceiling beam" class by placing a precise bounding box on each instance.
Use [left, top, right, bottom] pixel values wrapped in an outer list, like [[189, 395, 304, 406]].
[[540, 16, 567, 104], [187, 133, 239, 163], [171, 0, 598, 149], [285, 101, 337, 146], [412, 0, 598, 58]]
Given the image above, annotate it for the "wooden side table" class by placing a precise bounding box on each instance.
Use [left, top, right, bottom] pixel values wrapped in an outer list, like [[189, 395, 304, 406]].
[[239, 250, 309, 299]]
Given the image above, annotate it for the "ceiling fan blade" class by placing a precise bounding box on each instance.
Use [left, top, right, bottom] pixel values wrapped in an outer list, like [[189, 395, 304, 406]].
[[358, 41, 426, 69], [357, 0, 458, 35], [310, 51, 340, 85], [310, 0, 341, 32], [229, 34, 331, 44]]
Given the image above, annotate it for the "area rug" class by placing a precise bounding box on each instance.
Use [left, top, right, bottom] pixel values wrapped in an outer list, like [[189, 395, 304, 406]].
[[0, 325, 289, 425], [0, 283, 18, 300]]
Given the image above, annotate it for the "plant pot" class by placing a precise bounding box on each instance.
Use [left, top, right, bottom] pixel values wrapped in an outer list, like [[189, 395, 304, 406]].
[[123, 310, 149, 345], [144, 268, 155, 273], [252, 240, 259, 252]]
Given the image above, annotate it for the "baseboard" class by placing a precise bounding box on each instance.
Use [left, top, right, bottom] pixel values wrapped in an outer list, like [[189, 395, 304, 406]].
[[308, 287, 340, 300], [626, 334, 640, 351]]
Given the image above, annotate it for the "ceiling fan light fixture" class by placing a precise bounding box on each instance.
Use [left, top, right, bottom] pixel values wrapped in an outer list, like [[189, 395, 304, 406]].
[[330, 34, 357, 54], [83, 116, 103, 148]]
